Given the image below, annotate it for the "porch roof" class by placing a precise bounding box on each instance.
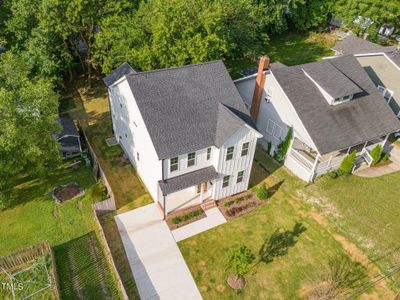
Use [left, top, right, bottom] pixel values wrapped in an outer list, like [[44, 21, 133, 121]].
[[159, 166, 219, 196]]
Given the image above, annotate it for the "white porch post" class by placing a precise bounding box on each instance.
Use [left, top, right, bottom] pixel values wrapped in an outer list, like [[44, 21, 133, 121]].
[[199, 184, 204, 203], [328, 154, 333, 168], [310, 154, 320, 181], [381, 134, 390, 149], [346, 147, 351, 154], [361, 141, 368, 153]]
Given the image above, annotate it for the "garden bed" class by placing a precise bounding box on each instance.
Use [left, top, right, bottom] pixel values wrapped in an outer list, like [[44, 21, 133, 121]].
[[51, 182, 85, 203], [166, 205, 206, 230], [217, 192, 262, 220]]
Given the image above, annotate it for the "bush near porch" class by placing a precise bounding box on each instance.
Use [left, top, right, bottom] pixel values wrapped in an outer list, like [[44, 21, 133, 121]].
[[178, 148, 395, 299], [166, 205, 206, 230]]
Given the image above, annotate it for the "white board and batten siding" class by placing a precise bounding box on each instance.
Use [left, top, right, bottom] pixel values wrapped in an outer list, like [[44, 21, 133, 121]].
[[108, 79, 162, 202], [213, 126, 259, 200], [162, 146, 216, 180]]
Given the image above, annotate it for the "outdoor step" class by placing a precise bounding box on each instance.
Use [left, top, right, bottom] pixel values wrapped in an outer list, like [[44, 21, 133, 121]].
[[201, 200, 216, 211]]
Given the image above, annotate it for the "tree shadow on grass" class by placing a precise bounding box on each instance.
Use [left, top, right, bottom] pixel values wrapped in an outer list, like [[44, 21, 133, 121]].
[[258, 222, 307, 264], [267, 180, 285, 199]]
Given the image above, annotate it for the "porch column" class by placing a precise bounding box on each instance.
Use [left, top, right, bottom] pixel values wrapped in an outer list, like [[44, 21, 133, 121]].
[[346, 147, 351, 154], [381, 134, 390, 149], [310, 154, 320, 181], [199, 184, 204, 203]]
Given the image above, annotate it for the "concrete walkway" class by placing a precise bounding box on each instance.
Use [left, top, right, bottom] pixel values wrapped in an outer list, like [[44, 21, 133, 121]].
[[115, 204, 202, 300], [356, 143, 400, 178], [171, 207, 227, 242]]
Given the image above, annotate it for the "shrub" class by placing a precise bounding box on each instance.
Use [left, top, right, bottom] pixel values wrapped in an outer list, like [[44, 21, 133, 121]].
[[328, 170, 338, 179], [267, 142, 272, 155], [274, 127, 293, 162], [256, 183, 268, 200], [339, 151, 356, 174], [0, 193, 7, 211], [381, 152, 389, 162], [226, 245, 255, 277], [370, 144, 382, 165], [172, 209, 203, 224]]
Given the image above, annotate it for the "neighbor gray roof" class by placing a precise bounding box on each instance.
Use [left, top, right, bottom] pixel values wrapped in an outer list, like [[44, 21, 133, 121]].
[[302, 61, 363, 99], [272, 55, 400, 155], [103, 62, 137, 87], [386, 50, 400, 68], [333, 35, 396, 55], [159, 166, 218, 195], [57, 117, 79, 138], [124, 61, 255, 159]]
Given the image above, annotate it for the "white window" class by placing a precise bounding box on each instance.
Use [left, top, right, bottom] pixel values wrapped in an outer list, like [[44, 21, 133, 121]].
[[187, 152, 196, 167], [222, 176, 230, 188], [266, 119, 282, 139], [237, 170, 244, 183], [241, 142, 250, 156], [377, 85, 394, 103], [207, 147, 212, 160], [226, 146, 234, 161], [170, 157, 178, 172]]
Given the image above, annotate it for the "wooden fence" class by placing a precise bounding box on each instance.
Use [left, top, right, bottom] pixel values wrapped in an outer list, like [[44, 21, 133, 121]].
[[92, 207, 129, 300], [0, 241, 61, 299], [92, 197, 116, 211], [79, 124, 116, 209]]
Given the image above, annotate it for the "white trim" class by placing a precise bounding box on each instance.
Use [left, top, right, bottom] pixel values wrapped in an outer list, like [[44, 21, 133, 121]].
[[233, 73, 257, 83], [270, 72, 321, 155], [352, 52, 400, 71]]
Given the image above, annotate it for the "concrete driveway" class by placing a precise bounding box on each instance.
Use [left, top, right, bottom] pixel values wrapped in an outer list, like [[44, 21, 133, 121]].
[[115, 204, 202, 300]]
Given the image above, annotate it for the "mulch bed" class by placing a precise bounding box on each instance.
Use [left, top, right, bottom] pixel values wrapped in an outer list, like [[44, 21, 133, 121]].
[[166, 205, 206, 230], [217, 191, 263, 221], [51, 182, 85, 203]]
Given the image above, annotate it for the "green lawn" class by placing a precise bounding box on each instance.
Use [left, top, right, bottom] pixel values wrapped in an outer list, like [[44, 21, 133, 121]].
[[306, 172, 400, 291], [225, 32, 336, 79], [179, 149, 395, 299], [63, 78, 152, 210], [0, 161, 122, 299]]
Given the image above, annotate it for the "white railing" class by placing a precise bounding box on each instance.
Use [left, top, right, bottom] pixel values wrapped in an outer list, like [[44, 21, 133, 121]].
[[288, 148, 314, 170], [361, 148, 374, 166]]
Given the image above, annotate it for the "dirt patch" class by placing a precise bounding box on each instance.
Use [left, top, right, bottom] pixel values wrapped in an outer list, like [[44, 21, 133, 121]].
[[217, 192, 263, 220], [227, 274, 245, 290], [51, 182, 84, 203], [166, 205, 206, 230], [114, 155, 130, 167]]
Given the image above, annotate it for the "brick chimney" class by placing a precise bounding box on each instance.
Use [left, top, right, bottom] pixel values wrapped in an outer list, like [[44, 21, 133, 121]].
[[250, 56, 270, 122]]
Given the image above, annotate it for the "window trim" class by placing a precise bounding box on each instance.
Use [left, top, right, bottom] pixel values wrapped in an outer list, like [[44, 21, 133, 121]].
[[237, 170, 244, 183], [222, 175, 230, 188], [187, 152, 196, 167], [226, 146, 234, 161], [241, 142, 250, 156], [266, 119, 282, 140], [207, 147, 212, 160], [170, 157, 179, 172]]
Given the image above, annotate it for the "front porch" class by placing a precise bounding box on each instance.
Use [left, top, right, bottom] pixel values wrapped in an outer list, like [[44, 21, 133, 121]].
[[286, 135, 390, 181], [158, 166, 219, 218]]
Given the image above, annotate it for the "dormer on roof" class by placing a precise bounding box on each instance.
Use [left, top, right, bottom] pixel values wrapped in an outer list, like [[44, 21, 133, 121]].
[[301, 60, 363, 105]]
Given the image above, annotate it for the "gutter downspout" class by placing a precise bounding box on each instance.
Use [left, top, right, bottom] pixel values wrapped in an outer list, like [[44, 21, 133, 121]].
[[161, 159, 166, 220]]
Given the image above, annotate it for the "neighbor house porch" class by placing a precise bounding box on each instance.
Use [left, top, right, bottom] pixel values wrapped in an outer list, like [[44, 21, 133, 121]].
[[285, 135, 390, 182], [158, 166, 218, 218]]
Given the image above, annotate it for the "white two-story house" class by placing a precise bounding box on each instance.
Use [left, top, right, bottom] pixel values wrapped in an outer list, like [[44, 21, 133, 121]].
[[235, 55, 400, 182], [103, 61, 262, 217]]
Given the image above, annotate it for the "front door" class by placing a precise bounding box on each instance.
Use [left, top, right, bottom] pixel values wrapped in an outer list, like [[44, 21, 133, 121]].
[[203, 182, 208, 191], [196, 184, 201, 194]]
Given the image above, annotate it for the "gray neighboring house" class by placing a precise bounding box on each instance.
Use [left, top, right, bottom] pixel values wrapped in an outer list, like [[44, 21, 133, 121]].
[[333, 35, 400, 117], [56, 117, 82, 158], [235, 55, 400, 182]]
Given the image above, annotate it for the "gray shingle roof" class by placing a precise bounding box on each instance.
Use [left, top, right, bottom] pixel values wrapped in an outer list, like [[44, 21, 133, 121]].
[[272, 55, 400, 155], [302, 61, 363, 99], [57, 117, 79, 138], [125, 61, 255, 159], [333, 36, 393, 55], [159, 166, 219, 195], [386, 50, 400, 68], [103, 62, 137, 87]]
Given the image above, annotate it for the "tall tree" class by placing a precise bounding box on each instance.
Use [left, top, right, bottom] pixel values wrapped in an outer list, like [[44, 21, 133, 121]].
[[0, 52, 61, 189], [95, 0, 267, 73]]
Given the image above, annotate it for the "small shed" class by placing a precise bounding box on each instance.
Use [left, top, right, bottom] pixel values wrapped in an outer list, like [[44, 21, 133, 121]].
[[56, 117, 82, 158]]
